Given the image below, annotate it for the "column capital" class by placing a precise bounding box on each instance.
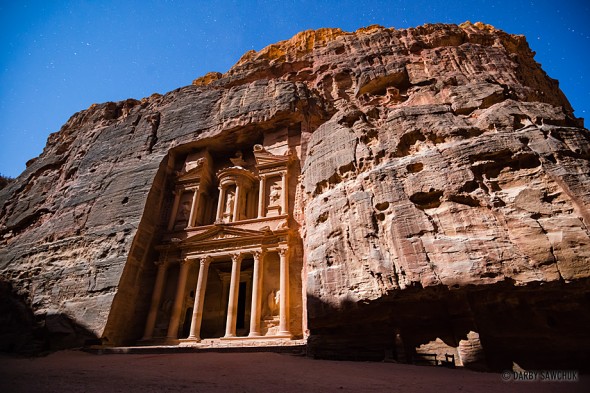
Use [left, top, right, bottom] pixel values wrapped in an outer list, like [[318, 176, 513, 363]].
[[252, 249, 266, 260], [199, 256, 213, 267], [231, 253, 244, 263], [181, 258, 193, 267], [154, 258, 169, 268], [278, 246, 289, 258]]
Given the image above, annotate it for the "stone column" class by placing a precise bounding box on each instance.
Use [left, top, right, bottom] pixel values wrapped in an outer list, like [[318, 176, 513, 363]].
[[281, 171, 288, 215], [248, 251, 265, 337], [196, 191, 207, 225], [141, 258, 169, 340], [233, 182, 242, 222], [258, 175, 266, 218], [166, 259, 191, 339], [187, 186, 200, 228], [167, 189, 182, 231], [224, 253, 243, 337], [278, 247, 291, 336], [216, 185, 226, 221], [188, 257, 212, 341]]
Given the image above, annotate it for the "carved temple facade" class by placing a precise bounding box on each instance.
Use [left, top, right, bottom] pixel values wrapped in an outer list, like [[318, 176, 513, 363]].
[[136, 127, 304, 345]]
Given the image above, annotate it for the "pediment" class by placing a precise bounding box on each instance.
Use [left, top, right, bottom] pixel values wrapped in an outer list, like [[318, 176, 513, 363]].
[[182, 225, 268, 246], [253, 145, 290, 168], [177, 167, 205, 183]]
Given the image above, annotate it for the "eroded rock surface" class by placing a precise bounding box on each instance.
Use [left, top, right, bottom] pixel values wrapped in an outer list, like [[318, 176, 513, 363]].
[[1, 22, 589, 369]]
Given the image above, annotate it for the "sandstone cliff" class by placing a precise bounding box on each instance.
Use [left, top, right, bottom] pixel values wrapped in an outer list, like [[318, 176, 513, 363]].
[[1, 22, 588, 370]]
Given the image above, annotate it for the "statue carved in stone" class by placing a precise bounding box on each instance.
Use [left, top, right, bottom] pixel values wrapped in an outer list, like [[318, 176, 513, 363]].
[[223, 191, 235, 222], [267, 289, 280, 317], [176, 199, 192, 225], [269, 183, 282, 206], [230, 151, 246, 167]]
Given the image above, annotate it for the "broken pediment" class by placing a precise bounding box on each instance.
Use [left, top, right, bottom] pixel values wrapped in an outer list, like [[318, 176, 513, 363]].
[[253, 145, 291, 169], [176, 154, 213, 190]]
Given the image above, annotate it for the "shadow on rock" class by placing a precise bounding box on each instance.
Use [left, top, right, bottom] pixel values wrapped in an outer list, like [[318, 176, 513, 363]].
[[306, 278, 590, 372], [0, 280, 99, 356]]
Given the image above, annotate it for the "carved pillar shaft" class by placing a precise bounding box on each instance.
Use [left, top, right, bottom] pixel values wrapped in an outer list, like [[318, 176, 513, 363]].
[[278, 247, 291, 335], [188, 257, 211, 340], [248, 251, 264, 337], [233, 183, 242, 222], [167, 190, 182, 231], [197, 191, 207, 225], [166, 259, 191, 339], [142, 258, 169, 340], [281, 172, 288, 215], [224, 254, 243, 337], [258, 176, 266, 218], [220, 275, 230, 321], [187, 187, 200, 227], [216, 186, 226, 221]]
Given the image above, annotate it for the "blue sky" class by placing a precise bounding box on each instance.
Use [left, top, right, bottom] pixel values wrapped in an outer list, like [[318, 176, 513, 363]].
[[1, 0, 588, 178]]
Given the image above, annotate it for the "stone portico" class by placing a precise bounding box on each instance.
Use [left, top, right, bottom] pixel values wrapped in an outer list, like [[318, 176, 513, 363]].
[[138, 135, 303, 346]]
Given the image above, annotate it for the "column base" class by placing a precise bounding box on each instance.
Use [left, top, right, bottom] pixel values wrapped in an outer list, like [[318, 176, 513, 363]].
[[178, 337, 202, 346], [220, 334, 292, 341], [248, 332, 262, 338], [164, 338, 180, 345]]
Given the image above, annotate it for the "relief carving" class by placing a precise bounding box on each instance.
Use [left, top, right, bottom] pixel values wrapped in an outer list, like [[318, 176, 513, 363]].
[[269, 183, 282, 206], [267, 289, 280, 317]]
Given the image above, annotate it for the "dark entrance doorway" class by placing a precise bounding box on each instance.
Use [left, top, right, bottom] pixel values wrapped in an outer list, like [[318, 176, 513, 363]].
[[237, 282, 247, 330]]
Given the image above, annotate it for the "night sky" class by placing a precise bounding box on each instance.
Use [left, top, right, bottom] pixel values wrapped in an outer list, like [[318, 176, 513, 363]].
[[1, 0, 588, 177]]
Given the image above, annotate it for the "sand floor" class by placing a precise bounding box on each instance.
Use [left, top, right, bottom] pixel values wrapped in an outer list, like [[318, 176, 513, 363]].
[[0, 350, 586, 392]]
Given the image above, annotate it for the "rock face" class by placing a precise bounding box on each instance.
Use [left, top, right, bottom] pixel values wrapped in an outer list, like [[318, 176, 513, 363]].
[[1, 22, 589, 370]]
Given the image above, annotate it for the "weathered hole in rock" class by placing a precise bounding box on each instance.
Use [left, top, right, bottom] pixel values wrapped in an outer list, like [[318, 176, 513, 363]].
[[449, 127, 484, 139], [316, 211, 329, 224], [448, 194, 480, 207], [518, 136, 530, 146], [338, 162, 356, 176], [542, 192, 559, 204], [459, 180, 479, 193], [409, 190, 443, 209], [121, 197, 129, 205], [396, 130, 426, 157], [338, 110, 364, 127], [406, 162, 424, 173], [356, 70, 410, 97], [375, 202, 390, 211], [328, 172, 343, 185], [512, 153, 541, 170], [513, 114, 532, 129]]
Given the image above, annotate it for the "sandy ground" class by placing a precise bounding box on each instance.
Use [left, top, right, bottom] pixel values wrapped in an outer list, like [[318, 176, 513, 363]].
[[0, 350, 586, 393]]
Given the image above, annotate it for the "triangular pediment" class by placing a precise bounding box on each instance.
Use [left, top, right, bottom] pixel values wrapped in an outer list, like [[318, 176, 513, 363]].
[[182, 225, 268, 245], [177, 167, 204, 183], [253, 146, 290, 168]]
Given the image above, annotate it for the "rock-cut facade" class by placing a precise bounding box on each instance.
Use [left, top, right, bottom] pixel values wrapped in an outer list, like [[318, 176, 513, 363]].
[[1, 23, 589, 371]]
